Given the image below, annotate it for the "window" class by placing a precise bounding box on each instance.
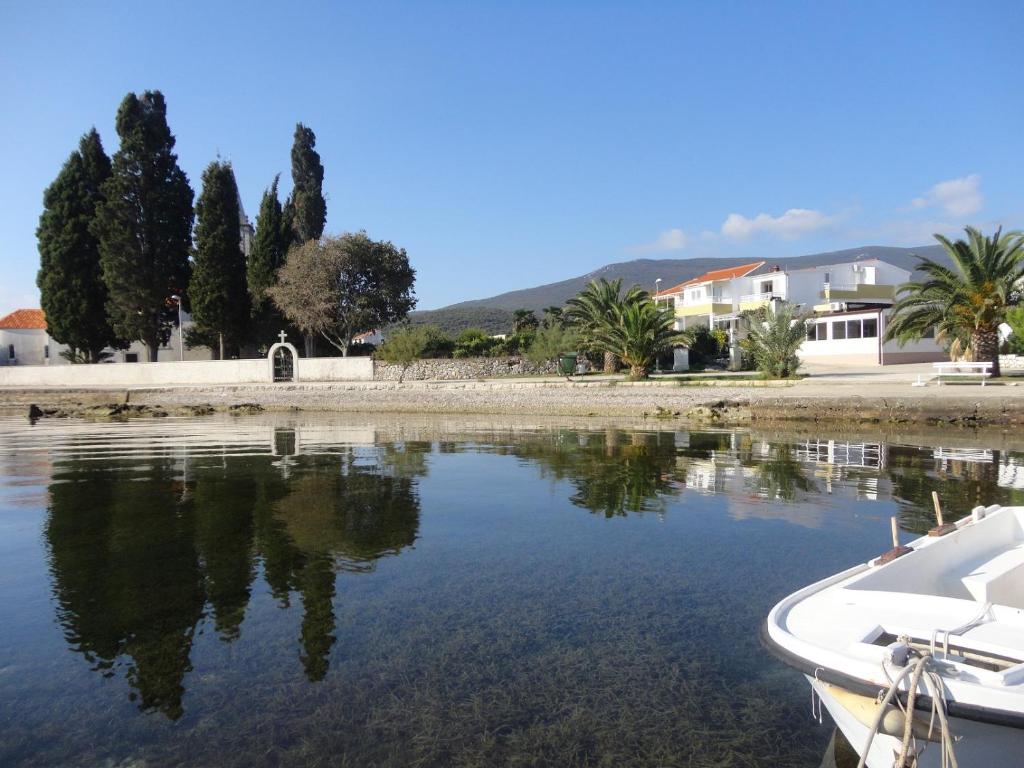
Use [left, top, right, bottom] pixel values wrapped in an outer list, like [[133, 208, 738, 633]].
[[922, 327, 935, 339], [7, 344, 14, 360], [832, 321, 846, 340], [125, 353, 139, 363], [816, 322, 828, 341], [44, 345, 50, 359], [863, 318, 878, 338], [761, 281, 774, 295], [823, 272, 830, 284], [847, 320, 862, 339], [806, 323, 817, 341]]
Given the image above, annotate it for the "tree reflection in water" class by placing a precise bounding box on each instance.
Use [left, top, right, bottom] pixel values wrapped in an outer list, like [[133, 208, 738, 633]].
[[40, 423, 1023, 726], [751, 444, 816, 502], [506, 428, 682, 517], [45, 441, 424, 718]]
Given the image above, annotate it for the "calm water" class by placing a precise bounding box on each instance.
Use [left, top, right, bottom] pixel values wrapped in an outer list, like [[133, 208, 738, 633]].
[[1, 414, 1022, 767]]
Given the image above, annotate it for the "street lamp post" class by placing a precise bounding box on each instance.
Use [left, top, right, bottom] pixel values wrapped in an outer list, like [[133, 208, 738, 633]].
[[171, 295, 183, 361]]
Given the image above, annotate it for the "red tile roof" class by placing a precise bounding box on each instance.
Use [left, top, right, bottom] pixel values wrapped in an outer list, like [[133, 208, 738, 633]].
[[655, 261, 766, 296], [0, 308, 47, 330]]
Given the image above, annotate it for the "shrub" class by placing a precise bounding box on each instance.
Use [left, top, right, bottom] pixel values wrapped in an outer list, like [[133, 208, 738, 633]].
[[525, 325, 581, 366], [686, 327, 722, 367], [739, 303, 807, 378], [376, 326, 430, 382], [453, 328, 500, 358]]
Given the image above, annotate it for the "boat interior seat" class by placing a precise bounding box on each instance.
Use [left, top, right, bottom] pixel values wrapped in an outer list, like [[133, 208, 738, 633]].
[[848, 508, 1024, 604], [960, 544, 1024, 609]]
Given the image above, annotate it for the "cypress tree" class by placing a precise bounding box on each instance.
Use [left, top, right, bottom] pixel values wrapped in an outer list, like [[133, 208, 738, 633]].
[[36, 129, 123, 362], [247, 175, 291, 347], [285, 123, 326, 244], [93, 91, 194, 362], [190, 160, 250, 359]]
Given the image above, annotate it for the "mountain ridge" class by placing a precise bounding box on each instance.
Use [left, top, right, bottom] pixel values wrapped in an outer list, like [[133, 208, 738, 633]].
[[409, 244, 947, 334]]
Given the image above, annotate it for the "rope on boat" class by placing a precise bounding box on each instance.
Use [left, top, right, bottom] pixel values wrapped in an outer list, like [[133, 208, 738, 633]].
[[855, 652, 959, 768]]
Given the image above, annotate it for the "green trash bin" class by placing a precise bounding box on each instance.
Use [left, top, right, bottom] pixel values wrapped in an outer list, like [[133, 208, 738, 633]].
[[558, 354, 577, 376]]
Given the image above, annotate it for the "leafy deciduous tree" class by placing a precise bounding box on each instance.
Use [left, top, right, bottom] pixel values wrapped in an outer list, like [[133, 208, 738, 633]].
[[36, 128, 123, 362], [190, 160, 250, 359], [269, 233, 416, 356], [93, 91, 194, 361]]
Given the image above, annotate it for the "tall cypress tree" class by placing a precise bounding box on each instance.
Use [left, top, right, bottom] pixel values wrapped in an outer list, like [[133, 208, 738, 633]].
[[190, 160, 250, 359], [93, 91, 194, 362], [283, 123, 326, 355], [247, 175, 291, 347], [36, 129, 123, 362], [285, 123, 326, 244]]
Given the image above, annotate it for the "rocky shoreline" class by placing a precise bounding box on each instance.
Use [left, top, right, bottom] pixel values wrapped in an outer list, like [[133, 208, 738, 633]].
[[4, 377, 1024, 429]]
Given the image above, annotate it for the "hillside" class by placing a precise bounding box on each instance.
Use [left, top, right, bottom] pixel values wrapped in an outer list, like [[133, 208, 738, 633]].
[[409, 244, 947, 335]]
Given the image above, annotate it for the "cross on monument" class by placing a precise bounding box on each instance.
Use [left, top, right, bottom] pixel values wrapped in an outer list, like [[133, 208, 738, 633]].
[[278, 330, 288, 344]]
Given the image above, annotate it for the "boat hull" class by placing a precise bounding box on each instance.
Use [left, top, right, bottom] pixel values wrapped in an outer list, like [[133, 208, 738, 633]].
[[809, 676, 1023, 768]]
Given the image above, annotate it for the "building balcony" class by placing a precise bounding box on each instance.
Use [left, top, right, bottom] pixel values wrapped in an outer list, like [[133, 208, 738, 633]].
[[820, 283, 895, 301], [675, 302, 734, 318], [738, 292, 778, 311]]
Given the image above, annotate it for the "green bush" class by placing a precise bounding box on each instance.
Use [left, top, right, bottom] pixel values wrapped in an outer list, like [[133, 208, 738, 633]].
[[453, 328, 500, 358], [418, 325, 455, 358], [525, 325, 580, 366], [686, 327, 722, 367], [1005, 307, 1024, 355], [501, 330, 536, 356]]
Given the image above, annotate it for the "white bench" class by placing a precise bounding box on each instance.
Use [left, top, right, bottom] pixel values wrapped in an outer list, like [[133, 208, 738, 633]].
[[961, 544, 1024, 608], [931, 361, 993, 386]]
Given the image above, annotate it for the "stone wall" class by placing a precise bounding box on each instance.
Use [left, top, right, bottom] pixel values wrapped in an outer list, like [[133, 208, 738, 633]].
[[1000, 354, 1024, 371], [373, 356, 559, 381]]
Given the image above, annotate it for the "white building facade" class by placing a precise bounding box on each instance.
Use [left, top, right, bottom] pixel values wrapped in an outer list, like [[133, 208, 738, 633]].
[[654, 257, 948, 368]]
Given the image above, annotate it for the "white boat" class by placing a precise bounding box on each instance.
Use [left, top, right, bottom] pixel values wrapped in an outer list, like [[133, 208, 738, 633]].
[[764, 504, 1024, 767]]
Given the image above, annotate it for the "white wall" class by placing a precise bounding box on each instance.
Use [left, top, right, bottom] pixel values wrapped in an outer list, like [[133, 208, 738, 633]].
[[0, 355, 373, 387], [0, 329, 53, 366], [799, 309, 946, 366]]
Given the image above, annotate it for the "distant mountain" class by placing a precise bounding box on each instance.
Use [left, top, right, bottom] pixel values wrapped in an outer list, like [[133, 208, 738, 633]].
[[409, 244, 947, 335]]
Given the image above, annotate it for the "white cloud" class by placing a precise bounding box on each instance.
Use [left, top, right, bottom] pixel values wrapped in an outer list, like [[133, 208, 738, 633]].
[[911, 174, 982, 217], [720, 208, 834, 240], [628, 227, 687, 253]]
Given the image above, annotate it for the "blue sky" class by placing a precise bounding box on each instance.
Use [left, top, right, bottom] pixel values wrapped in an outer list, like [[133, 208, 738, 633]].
[[1, 1, 1021, 315]]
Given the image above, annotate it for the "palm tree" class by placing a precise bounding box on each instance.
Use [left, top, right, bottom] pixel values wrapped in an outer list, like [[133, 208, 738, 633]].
[[541, 306, 564, 329], [565, 278, 649, 373], [885, 227, 1024, 377], [512, 308, 539, 333], [740, 302, 808, 378], [591, 298, 690, 378]]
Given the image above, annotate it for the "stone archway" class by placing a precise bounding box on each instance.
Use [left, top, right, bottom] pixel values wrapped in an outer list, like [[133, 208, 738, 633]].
[[268, 342, 299, 383]]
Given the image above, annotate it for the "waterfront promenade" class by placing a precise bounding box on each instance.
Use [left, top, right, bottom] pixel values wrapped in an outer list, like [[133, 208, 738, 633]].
[[4, 363, 1023, 428]]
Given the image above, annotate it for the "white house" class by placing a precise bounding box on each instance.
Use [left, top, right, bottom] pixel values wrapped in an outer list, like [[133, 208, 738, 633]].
[[654, 257, 947, 368], [0, 309, 57, 365], [0, 307, 213, 365]]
